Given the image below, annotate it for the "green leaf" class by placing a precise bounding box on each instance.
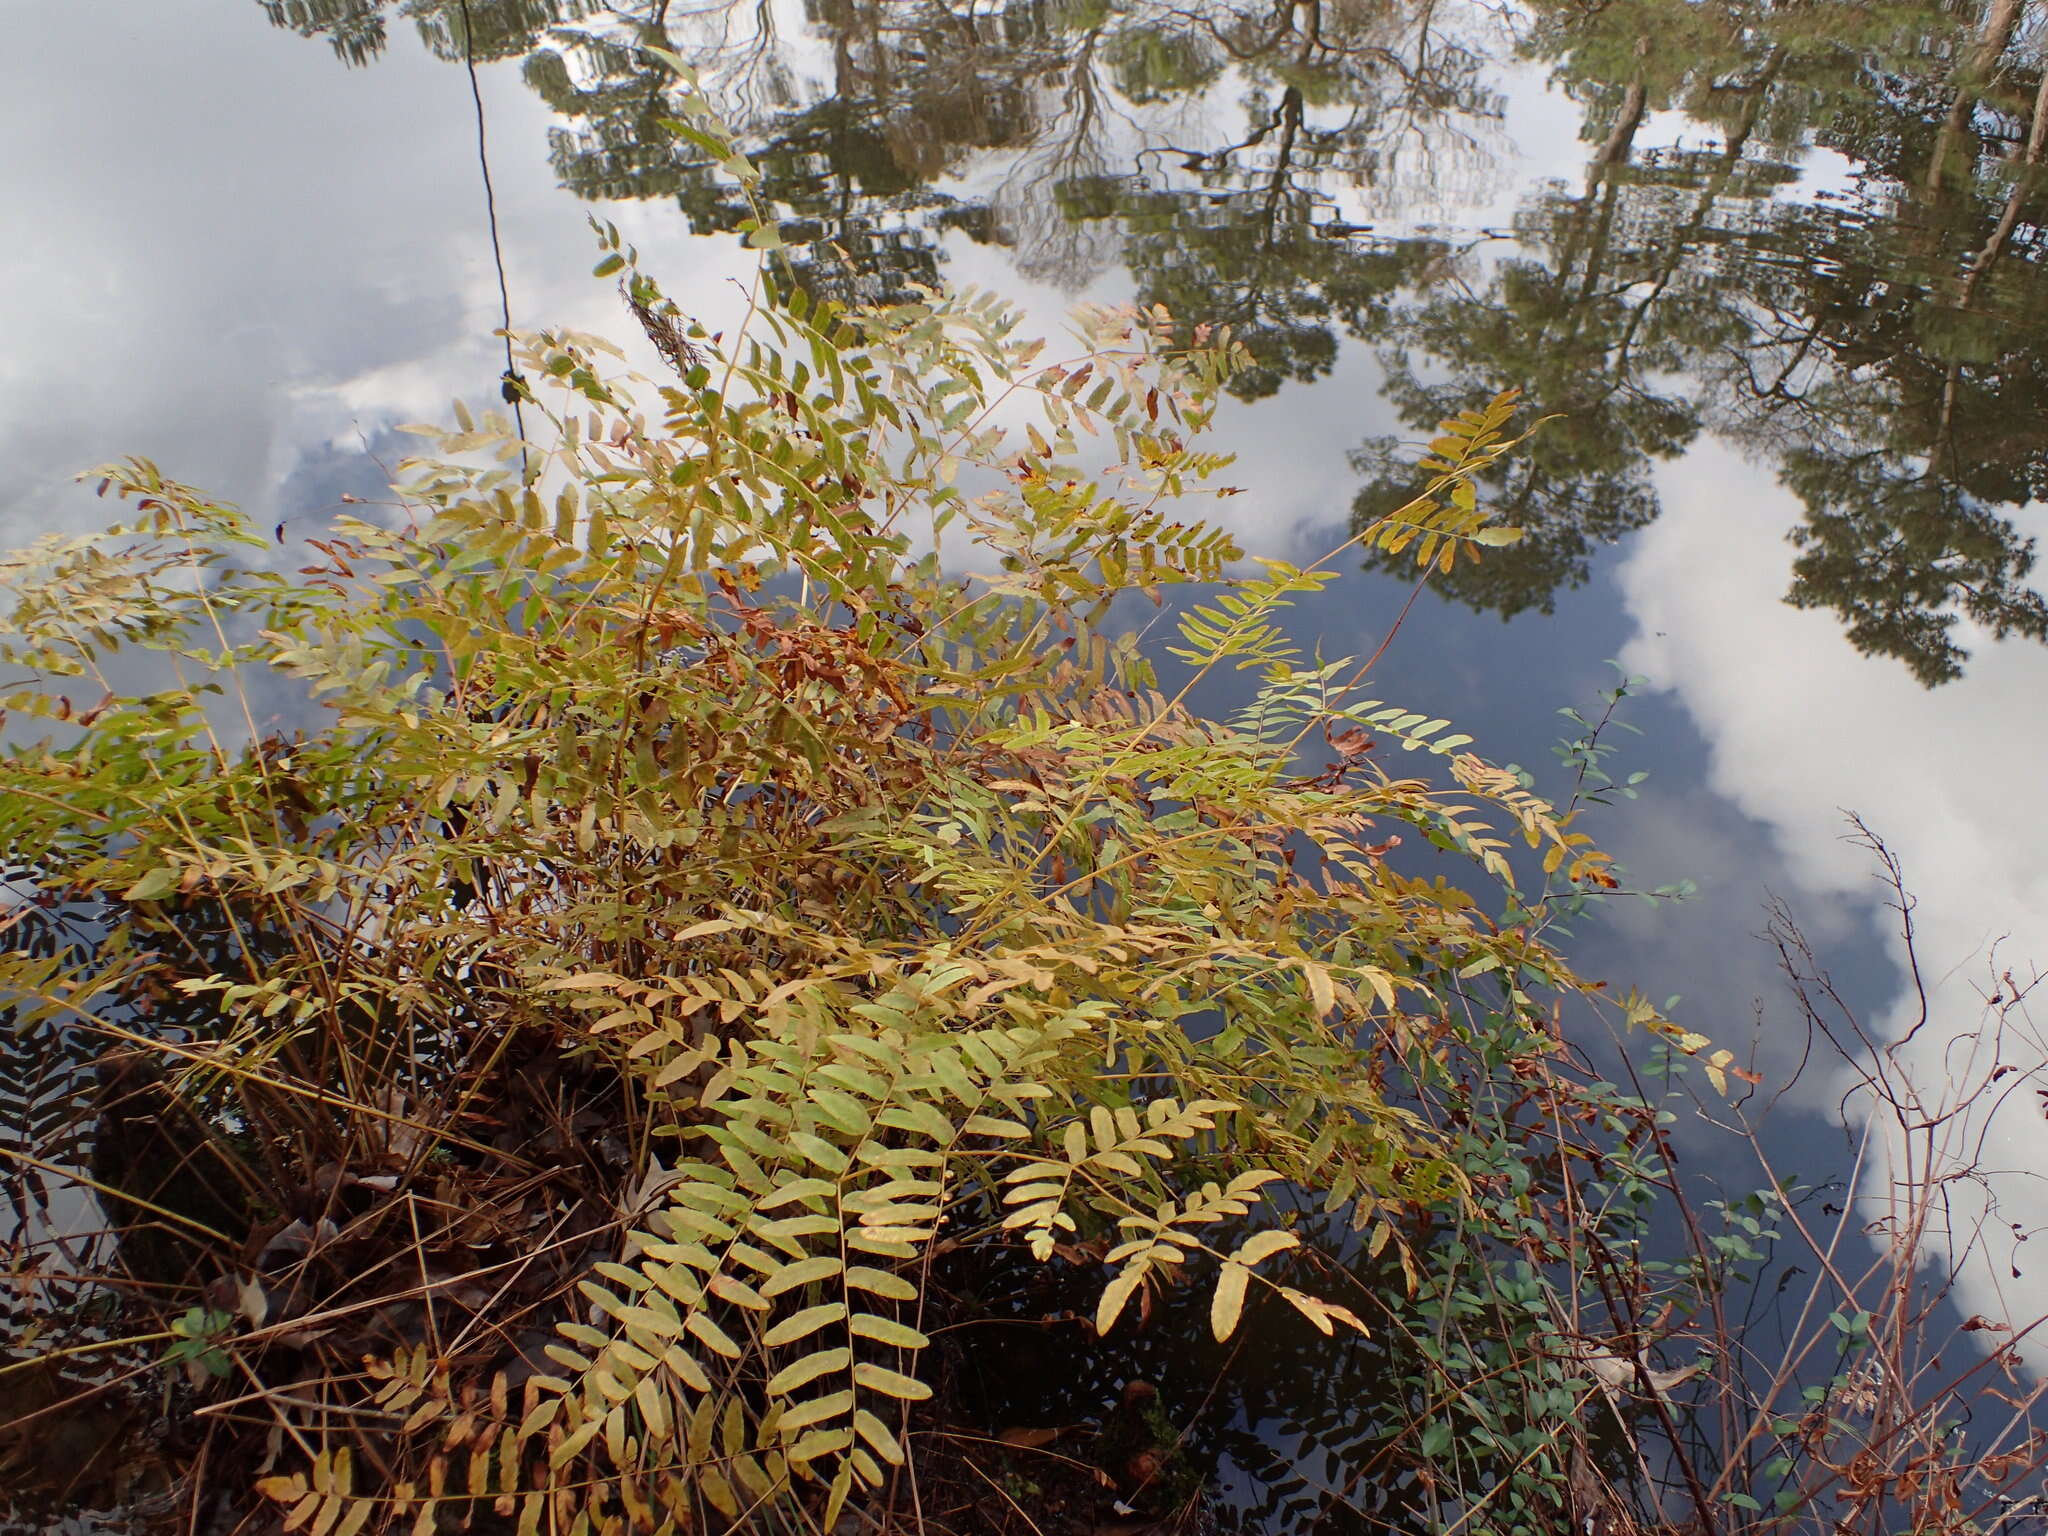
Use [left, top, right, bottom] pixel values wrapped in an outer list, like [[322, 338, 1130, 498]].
[[122, 866, 179, 902]]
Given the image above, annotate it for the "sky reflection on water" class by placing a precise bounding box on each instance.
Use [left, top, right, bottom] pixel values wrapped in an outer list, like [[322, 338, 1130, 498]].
[[5, 0, 2048, 1342]]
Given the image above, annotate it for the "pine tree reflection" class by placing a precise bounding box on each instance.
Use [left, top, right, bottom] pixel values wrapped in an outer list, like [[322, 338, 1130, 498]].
[[260, 0, 2048, 680]]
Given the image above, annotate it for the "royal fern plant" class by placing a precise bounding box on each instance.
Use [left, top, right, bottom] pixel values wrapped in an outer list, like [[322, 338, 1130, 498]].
[[0, 74, 1696, 1535]]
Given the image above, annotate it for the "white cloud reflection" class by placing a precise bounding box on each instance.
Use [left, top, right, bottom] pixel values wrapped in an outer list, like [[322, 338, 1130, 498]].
[[0, 0, 758, 548], [1618, 438, 2048, 1343]]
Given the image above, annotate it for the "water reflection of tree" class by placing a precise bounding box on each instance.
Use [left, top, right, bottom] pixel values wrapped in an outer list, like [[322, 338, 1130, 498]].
[[266, 0, 1021, 302], [1050, 0, 1507, 392], [1351, 0, 2048, 682], [262, 0, 1505, 354], [262, 0, 2048, 680], [1703, 45, 2048, 683]]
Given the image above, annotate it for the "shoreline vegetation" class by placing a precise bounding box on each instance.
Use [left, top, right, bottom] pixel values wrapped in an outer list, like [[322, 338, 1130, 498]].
[[3, 80, 2046, 1536]]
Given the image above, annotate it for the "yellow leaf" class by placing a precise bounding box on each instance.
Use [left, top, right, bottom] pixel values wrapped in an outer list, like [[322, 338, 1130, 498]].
[[760, 1255, 844, 1297], [778, 1389, 855, 1432], [674, 917, 740, 940], [1359, 968, 1397, 1009], [1233, 1230, 1298, 1267], [539, 971, 631, 992], [843, 1264, 917, 1301], [708, 1273, 771, 1311], [768, 1347, 852, 1397], [1302, 961, 1335, 1020], [851, 1362, 932, 1400], [762, 1303, 846, 1348], [788, 1426, 854, 1464], [685, 1312, 744, 1358], [822, 1461, 856, 1530], [848, 1313, 929, 1349], [1210, 1261, 1250, 1341], [1096, 1270, 1145, 1336], [698, 1466, 740, 1519], [853, 1407, 905, 1464]]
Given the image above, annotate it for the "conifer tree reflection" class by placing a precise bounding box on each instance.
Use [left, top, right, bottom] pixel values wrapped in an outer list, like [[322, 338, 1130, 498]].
[[1696, 22, 2048, 683], [1349, 11, 1786, 615], [1056, 0, 1505, 393], [260, 0, 1503, 360], [261, 0, 2048, 681], [1348, 0, 2048, 682]]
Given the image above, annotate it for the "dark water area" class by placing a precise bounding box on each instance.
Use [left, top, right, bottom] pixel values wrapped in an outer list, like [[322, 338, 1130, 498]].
[[6, 0, 2048, 1525]]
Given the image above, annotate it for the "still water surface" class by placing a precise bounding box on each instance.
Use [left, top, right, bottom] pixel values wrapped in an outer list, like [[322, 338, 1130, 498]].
[[8, 0, 2048, 1479]]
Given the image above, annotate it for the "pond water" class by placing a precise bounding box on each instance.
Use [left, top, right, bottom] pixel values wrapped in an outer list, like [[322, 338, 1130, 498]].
[[7, 0, 2048, 1501]]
